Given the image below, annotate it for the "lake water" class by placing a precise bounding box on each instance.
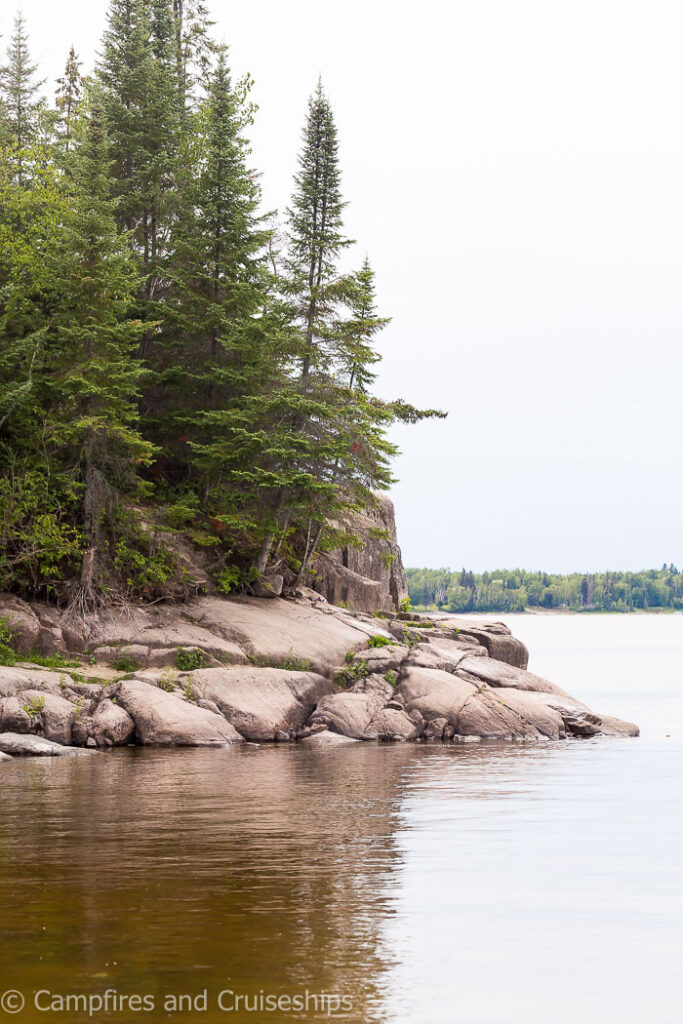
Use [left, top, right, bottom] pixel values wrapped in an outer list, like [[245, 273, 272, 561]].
[[0, 614, 681, 1023]]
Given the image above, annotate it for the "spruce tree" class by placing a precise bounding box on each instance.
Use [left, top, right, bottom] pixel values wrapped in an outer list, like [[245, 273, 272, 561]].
[[166, 46, 266, 453], [285, 79, 353, 381], [98, 0, 180, 320], [172, 0, 214, 112], [46, 83, 153, 607], [55, 46, 84, 153], [0, 12, 46, 183], [340, 257, 389, 391]]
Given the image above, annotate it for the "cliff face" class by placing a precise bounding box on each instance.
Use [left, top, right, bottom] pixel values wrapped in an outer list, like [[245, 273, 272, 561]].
[[309, 495, 409, 613]]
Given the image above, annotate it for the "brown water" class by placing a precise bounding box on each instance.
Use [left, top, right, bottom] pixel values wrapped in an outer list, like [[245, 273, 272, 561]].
[[1, 615, 682, 1023]]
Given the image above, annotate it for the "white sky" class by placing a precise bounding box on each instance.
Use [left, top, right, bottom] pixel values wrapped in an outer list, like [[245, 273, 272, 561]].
[[4, 0, 683, 573]]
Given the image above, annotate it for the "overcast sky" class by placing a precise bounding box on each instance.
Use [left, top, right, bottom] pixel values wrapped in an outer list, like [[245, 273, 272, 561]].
[[4, 0, 682, 572]]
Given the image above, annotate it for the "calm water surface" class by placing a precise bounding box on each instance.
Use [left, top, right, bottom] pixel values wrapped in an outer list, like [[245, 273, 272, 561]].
[[0, 614, 682, 1023]]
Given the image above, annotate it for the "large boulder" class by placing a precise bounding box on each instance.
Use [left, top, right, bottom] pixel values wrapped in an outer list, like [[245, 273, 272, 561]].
[[0, 732, 96, 757], [365, 706, 421, 741], [310, 691, 387, 740], [190, 666, 331, 742], [88, 698, 135, 747], [0, 696, 35, 735], [436, 618, 529, 669], [530, 691, 639, 738], [15, 689, 78, 746], [0, 594, 40, 656], [110, 680, 243, 746], [398, 666, 478, 727]]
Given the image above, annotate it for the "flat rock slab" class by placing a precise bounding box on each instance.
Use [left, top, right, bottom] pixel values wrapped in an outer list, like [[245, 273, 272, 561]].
[[190, 667, 331, 742], [0, 733, 97, 757], [111, 680, 243, 746], [187, 596, 377, 673], [456, 656, 568, 695], [0, 667, 78, 698]]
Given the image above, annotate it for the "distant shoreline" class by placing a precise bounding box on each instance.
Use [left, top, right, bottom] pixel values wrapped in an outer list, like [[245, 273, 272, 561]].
[[410, 606, 681, 616]]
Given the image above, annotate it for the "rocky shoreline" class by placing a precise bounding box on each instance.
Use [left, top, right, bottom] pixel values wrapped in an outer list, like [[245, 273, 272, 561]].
[[0, 592, 638, 760]]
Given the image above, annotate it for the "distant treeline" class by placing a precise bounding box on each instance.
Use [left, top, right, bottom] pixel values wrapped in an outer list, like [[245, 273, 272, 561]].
[[406, 566, 683, 613]]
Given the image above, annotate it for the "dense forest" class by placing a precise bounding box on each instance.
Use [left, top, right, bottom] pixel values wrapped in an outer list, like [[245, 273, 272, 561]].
[[406, 566, 683, 613], [0, 2, 443, 611]]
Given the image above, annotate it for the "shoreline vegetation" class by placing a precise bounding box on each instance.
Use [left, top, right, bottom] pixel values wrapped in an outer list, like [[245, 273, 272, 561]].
[[406, 566, 683, 614], [0, 3, 443, 614]]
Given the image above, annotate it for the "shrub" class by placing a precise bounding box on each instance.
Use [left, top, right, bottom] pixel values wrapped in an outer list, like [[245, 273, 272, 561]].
[[24, 695, 45, 719], [368, 635, 393, 648], [334, 658, 369, 689], [216, 565, 241, 595], [158, 668, 178, 692], [113, 654, 139, 673], [0, 616, 17, 666], [281, 649, 313, 672], [384, 670, 398, 686], [176, 648, 205, 672]]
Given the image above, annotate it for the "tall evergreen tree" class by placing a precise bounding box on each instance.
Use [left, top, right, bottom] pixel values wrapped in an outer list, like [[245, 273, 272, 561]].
[[340, 257, 389, 391], [98, 0, 180, 322], [0, 12, 46, 182], [46, 82, 153, 607], [172, 0, 214, 112], [160, 48, 268, 484], [55, 46, 83, 153], [285, 79, 353, 381]]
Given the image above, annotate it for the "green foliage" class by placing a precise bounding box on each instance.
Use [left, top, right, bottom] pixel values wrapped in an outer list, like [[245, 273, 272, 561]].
[[176, 648, 205, 671], [158, 668, 178, 690], [0, 616, 17, 665], [334, 658, 368, 689], [280, 649, 313, 672], [113, 653, 139, 673], [111, 525, 177, 599], [27, 652, 81, 669], [406, 565, 683, 613], [0, 7, 445, 609], [182, 675, 196, 702], [399, 597, 412, 613], [368, 635, 393, 648], [24, 694, 45, 719], [216, 565, 241, 595], [384, 669, 398, 686]]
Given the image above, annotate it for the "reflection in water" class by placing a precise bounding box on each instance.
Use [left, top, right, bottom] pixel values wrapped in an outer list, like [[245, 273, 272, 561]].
[[0, 744, 422, 1023], [1, 615, 682, 1024]]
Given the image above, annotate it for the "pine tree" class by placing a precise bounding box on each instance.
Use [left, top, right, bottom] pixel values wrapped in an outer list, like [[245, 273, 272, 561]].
[[0, 12, 47, 182], [55, 46, 84, 153]]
